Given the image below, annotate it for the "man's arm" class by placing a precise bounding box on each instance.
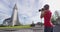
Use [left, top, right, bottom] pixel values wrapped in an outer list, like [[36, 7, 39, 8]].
[[40, 11, 45, 18]]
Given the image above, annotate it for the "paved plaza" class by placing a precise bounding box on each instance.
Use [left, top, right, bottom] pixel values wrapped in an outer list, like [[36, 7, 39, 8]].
[[0, 25, 60, 32]]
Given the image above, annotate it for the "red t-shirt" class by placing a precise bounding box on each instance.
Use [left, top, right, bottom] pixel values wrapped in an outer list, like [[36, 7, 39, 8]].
[[42, 10, 53, 27]]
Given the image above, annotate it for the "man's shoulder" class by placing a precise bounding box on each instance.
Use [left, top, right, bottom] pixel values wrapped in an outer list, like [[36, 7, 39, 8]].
[[48, 10, 52, 13], [45, 10, 52, 15]]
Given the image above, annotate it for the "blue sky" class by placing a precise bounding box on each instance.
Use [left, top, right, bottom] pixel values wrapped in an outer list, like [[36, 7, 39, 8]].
[[0, 0, 60, 25]]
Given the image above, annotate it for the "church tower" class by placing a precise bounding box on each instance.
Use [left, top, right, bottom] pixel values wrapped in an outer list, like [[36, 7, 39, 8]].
[[11, 4, 20, 26]]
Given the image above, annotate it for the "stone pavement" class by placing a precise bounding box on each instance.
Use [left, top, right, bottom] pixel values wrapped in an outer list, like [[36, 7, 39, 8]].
[[53, 25, 60, 32], [1, 25, 60, 32]]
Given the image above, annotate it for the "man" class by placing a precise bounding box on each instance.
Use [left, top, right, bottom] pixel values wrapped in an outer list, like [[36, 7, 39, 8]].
[[40, 4, 53, 32]]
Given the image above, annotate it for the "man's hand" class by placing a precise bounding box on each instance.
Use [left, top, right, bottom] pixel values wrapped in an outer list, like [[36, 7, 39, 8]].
[[40, 11, 45, 18]]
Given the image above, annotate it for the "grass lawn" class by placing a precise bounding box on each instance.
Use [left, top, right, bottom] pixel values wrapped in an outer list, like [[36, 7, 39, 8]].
[[0, 25, 31, 29]]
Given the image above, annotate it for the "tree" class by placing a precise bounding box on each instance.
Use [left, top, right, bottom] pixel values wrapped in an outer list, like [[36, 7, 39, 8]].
[[30, 21, 35, 27], [51, 16, 56, 25], [51, 10, 60, 25]]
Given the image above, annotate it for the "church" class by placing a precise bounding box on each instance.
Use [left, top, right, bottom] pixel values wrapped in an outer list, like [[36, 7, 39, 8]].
[[2, 4, 20, 26]]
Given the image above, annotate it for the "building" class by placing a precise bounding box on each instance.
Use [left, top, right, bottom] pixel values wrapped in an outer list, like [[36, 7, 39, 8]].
[[3, 4, 20, 26]]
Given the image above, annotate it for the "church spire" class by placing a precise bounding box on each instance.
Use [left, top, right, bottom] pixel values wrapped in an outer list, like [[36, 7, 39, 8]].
[[13, 4, 18, 10]]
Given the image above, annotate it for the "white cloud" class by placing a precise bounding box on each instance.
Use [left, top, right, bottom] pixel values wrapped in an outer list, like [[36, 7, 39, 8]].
[[17, 0, 45, 24]]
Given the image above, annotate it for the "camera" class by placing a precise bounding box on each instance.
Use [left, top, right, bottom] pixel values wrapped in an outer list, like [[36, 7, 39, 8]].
[[39, 8, 45, 12]]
